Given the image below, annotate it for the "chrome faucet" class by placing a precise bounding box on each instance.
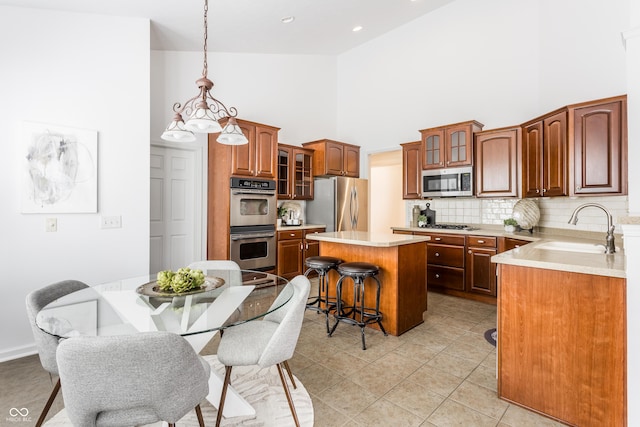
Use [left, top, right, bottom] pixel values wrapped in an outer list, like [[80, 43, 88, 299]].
[[567, 203, 616, 254]]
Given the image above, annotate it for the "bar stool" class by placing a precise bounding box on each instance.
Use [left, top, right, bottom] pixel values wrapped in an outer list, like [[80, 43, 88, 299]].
[[329, 262, 387, 350], [304, 255, 343, 333]]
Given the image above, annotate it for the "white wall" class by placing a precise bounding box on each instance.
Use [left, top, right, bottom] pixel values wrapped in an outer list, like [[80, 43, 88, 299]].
[[623, 1, 640, 424], [152, 51, 338, 145], [337, 0, 628, 172], [0, 7, 150, 360]]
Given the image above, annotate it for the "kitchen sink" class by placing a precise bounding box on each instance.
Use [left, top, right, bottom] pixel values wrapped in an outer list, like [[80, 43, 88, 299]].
[[535, 241, 609, 254]]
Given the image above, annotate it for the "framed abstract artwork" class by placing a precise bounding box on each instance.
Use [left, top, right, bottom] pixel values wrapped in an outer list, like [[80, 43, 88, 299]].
[[21, 122, 98, 213]]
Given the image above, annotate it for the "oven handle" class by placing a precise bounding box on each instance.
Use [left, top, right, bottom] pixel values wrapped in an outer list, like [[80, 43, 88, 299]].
[[231, 190, 276, 196], [230, 232, 276, 241]]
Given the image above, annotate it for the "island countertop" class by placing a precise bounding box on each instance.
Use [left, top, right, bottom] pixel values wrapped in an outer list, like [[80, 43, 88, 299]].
[[306, 231, 431, 247]]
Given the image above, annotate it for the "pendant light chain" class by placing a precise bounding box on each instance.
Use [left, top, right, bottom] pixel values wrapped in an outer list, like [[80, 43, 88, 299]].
[[202, 0, 208, 78]]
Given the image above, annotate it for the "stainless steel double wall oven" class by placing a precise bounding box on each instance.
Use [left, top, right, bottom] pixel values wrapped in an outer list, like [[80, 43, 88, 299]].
[[229, 177, 277, 271]]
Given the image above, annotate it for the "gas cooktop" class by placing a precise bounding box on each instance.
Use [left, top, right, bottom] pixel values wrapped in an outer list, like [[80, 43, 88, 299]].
[[420, 224, 478, 231]]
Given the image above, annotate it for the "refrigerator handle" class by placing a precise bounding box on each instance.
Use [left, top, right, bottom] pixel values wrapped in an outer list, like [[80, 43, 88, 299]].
[[350, 186, 359, 229]]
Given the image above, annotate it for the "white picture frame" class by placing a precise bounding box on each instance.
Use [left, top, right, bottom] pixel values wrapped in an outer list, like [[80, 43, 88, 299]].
[[21, 121, 98, 213]]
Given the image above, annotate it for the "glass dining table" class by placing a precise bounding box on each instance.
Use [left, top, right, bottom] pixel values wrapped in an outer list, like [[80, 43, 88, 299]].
[[35, 268, 293, 419]]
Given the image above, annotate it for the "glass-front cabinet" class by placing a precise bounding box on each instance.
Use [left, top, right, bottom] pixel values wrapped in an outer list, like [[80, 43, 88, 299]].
[[420, 120, 483, 170], [277, 144, 313, 200]]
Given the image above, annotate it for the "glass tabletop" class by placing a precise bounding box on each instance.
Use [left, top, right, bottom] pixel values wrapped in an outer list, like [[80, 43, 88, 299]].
[[36, 269, 292, 339]]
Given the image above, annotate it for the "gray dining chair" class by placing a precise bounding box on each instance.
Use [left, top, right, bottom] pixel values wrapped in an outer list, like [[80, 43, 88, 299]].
[[56, 331, 210, 427], [25, 279, 89, 427], [187, 260, 241, 271], [215, 275, 311, 427]]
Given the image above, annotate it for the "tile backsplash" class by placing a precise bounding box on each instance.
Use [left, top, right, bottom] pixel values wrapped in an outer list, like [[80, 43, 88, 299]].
[[406, 196, 628, 233]]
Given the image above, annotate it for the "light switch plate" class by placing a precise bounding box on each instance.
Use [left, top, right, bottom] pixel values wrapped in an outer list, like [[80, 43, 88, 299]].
[[101, 215, 122, 229]]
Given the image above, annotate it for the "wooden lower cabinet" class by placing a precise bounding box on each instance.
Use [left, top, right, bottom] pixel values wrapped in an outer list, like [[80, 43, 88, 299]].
[[421, 232, 466, 292], [465, 236, 497, 297], [498, 237, 530, 252], [276, 227, 323, 280], [498, 264, 626, 426]]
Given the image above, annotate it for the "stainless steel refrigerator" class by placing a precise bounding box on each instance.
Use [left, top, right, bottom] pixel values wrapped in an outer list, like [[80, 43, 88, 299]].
[[306, 177, 368, 232]]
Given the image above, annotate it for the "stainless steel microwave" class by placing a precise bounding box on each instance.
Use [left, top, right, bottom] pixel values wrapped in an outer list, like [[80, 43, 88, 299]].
[[422, 166, 473, 198]]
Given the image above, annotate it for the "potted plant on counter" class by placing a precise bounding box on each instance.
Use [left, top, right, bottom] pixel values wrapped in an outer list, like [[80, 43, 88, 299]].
[[504, 218, 518, 233], [277, 206, 287, 227]]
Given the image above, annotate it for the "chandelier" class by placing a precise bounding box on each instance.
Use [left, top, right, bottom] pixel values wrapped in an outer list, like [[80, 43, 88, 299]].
[[161, 0, 248, 145]]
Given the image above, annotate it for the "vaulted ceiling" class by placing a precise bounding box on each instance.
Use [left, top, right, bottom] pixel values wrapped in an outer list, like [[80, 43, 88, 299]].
[[0, 0, 454, 54]]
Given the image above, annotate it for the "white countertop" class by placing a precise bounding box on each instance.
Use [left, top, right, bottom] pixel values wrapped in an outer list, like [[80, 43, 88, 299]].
[[491, 238, 625, 278], [277, 223, 326, 231], [306, 231, 430, 247], [393, 224, 626, 278]]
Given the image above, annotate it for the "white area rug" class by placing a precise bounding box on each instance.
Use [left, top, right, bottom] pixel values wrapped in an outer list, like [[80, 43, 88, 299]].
[[45, 355, 313, 427]]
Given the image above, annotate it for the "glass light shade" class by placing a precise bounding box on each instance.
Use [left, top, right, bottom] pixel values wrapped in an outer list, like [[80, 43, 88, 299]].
[[185, 106, 222, 133], [217, 121, 248, 145], [161, 118, 196, 142]]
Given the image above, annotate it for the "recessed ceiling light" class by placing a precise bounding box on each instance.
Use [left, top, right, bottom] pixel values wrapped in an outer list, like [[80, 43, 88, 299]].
[[281, 16, 295, 24], [352, 25, 363, 32]]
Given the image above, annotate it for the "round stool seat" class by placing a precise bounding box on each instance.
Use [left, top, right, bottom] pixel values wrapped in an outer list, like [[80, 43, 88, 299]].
[[337, 262, 379, 277], [330, 261, 386, 350], [305, 256, 343, 270]]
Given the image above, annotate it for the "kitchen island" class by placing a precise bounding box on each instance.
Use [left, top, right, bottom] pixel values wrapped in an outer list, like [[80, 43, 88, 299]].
[[305, 231, 430, 336]]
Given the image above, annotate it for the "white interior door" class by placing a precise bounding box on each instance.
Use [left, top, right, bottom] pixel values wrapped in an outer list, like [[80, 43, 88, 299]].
[[150, 144, 203, 273]]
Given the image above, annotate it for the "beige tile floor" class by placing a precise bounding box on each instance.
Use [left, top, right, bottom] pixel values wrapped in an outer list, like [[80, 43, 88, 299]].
[[0, 291, 566, 426]]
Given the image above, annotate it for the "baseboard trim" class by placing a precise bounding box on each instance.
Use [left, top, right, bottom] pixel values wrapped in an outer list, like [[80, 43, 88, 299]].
[[0, 344, 37, 363]]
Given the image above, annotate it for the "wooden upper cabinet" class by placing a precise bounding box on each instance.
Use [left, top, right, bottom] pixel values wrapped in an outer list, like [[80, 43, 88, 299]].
[[568, 95, 627, 196], [229, 119, 279, 178], [420, 120, 483, 170], [301, 139, 360, 177], [521, 109, 568, 198], [277, 144, 314, 200], [401, 141, 422, 199], [474, 127, 520, 198]]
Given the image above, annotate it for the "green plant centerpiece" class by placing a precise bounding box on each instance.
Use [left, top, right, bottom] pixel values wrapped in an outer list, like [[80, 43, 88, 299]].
[[156, 267, 205, 293], [417, 214, 428, 227]]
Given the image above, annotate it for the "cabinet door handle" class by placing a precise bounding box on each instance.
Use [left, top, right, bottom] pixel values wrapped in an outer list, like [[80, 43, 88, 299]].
[[435, 274, 440, 279], [542, 188, 547, 193], [434, 237, 442, 241], [535, 189, 540, 194], [305, 242, 309, 250], [477, 240, 485, 244], [468, 250, 472, 254], [290, 233, 296, 237], [300, 243, 304, 250], [434, 252, 440, 257], [577, 186, 582, 190]]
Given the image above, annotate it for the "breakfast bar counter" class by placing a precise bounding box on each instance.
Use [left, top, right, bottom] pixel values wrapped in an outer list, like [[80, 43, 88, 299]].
[[306, 231, 430, 336]]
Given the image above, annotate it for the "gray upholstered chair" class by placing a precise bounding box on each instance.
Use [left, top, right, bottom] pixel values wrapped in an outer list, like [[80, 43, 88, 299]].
[[187, 260, 242, 287], [56, 331, 210, 427], [215, 275, 311, 427], [187, 260, 241, 271], [25, 279, 89, 427]]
